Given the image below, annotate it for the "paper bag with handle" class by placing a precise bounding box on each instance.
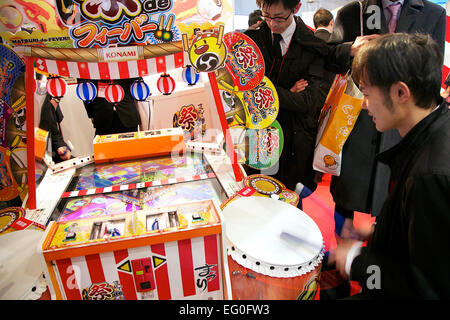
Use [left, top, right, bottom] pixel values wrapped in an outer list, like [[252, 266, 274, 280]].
[[313, 72, 363, 175]]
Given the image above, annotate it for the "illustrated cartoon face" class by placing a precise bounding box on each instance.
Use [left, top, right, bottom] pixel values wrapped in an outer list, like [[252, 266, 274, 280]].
[[183, 25, 226, 73], [323, 155, 337, 168]]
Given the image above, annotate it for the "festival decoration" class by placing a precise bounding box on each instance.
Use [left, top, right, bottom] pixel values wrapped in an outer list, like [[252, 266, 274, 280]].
[[76, 80, 97, 102], [182, 24, 226, 73], [222, 32, 265, 92], [46, 76, 67, 98], [104, 82, 124, 104], [130, 78, 151, 101], [182, 65, 200, 86], [157, 73, 175, 95]]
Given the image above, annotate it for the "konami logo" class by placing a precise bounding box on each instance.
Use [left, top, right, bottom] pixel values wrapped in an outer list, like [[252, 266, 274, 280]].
[[101, 46, 141, 62]]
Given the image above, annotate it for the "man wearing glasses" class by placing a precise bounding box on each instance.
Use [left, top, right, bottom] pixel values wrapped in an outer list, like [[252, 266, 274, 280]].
[[245, 0, 350, 205]]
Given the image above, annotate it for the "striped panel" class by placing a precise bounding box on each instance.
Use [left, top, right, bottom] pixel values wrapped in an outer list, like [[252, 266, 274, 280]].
[[38, 54, 185, 80], [151, 243, 172, 300], [114, 249, 138, 300], [55, 258, 83, 300], [203, 234, 220, 292], [61, 173, 215, 198], [178, 239, 196, 297]]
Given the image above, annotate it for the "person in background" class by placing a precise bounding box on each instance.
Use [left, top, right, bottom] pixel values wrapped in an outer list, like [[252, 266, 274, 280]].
[[248, 9, 264, 30], [81, 78, 141, 136], [244, 0, 350, 208], [332, 32, 450, 299], [39, 93, 71, 163], [313, 8, 334, 41]]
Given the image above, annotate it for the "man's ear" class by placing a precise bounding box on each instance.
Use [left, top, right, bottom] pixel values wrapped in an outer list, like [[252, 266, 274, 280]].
[[391, 81, 411, 104], [293, 2, 302, 14]]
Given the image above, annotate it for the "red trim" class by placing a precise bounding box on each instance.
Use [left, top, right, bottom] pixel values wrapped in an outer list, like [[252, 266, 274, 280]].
[[156, 56, 167, 74], [178, 239, 196, 297], [137, 59, 149, 77], [114, 249, 138, 300], [117, 61, 130, 79], [442, 65, 449, 89], [56, 258, 83, 300], [85, 253, 106, 283], [111, 185, 121, 192], [151, 243, 171, 300], [77, 62, 90, 79], [25, 57, 36, 209], [446, 15, 450, 43], [98, 62, 111, 80], [174, 51, 185, 69], [56, 60, 70, 78], [204, 235, 220, 292]]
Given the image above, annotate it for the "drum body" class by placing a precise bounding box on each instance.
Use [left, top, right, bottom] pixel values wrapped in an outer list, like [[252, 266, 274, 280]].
[[227, 255, 321, 300], [222, 197, 324, 300]]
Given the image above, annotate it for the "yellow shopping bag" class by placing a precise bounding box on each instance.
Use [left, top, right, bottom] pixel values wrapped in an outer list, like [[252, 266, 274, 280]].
[[313, 72, 363, 175]]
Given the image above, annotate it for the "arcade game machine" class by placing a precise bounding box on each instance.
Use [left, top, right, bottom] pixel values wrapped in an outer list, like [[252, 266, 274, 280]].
[[3, 0, 244, 300], [3, 0, 321, 301]]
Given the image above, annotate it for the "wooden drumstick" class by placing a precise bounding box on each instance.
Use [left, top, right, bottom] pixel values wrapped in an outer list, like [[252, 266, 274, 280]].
[[165, 15, 174, 31], [182, 33, 190, 52], [217, 24, 224, 47], [158, 15, 164, 30]]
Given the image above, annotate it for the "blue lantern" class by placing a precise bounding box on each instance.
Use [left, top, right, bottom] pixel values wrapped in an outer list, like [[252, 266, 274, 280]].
[[76, 80, 97, 102], [130, 78, 151, 101], [182, 65, 200, 86]]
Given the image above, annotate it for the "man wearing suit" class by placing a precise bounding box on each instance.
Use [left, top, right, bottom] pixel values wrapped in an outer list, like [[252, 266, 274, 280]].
[[327, 0, 446, 237], [245, 0, 350, 202], [313, 8, 334, 41], [81, 78, 141, 136]]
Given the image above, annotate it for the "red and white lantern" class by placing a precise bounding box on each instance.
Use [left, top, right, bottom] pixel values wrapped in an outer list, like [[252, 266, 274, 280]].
[[46, 76, 67, 98], [104, 82, 124, 104], [157, 73, 175, 95]]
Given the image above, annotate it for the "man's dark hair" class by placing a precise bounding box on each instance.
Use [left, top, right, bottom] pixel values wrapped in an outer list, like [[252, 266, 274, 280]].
[[249, 9, 263, 27], [352, 33, 442, 110], [256, 0, 300, 11], [313, 8, 333, 29]]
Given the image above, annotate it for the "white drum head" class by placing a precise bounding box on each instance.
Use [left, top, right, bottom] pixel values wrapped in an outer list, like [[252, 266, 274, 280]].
[[222, 197, 323, 277]]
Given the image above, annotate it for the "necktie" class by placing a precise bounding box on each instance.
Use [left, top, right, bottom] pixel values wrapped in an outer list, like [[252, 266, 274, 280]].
[[272, 33, 283, 58], [387, 2, 401, 34]]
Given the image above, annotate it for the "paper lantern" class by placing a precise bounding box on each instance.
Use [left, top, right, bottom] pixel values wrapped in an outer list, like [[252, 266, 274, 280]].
[[104, 82, 124, 104], [76, 80, 97, 102], [157, 73, 175, 95], [130, 78, 151, 101], [182, 65, 200, 86], [46, 76, 67, 98]]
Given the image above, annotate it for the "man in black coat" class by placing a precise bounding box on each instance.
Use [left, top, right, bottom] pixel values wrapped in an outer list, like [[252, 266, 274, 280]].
[[39, 94, 71, 163], [332, 33, 450, 299], [327, 0, 446, 232], [245, 0, 349, 196], [313, 8, 334, 42]]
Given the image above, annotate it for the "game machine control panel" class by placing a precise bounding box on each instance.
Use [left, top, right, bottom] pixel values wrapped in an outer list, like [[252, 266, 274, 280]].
[[44, 200, 220, 249]]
